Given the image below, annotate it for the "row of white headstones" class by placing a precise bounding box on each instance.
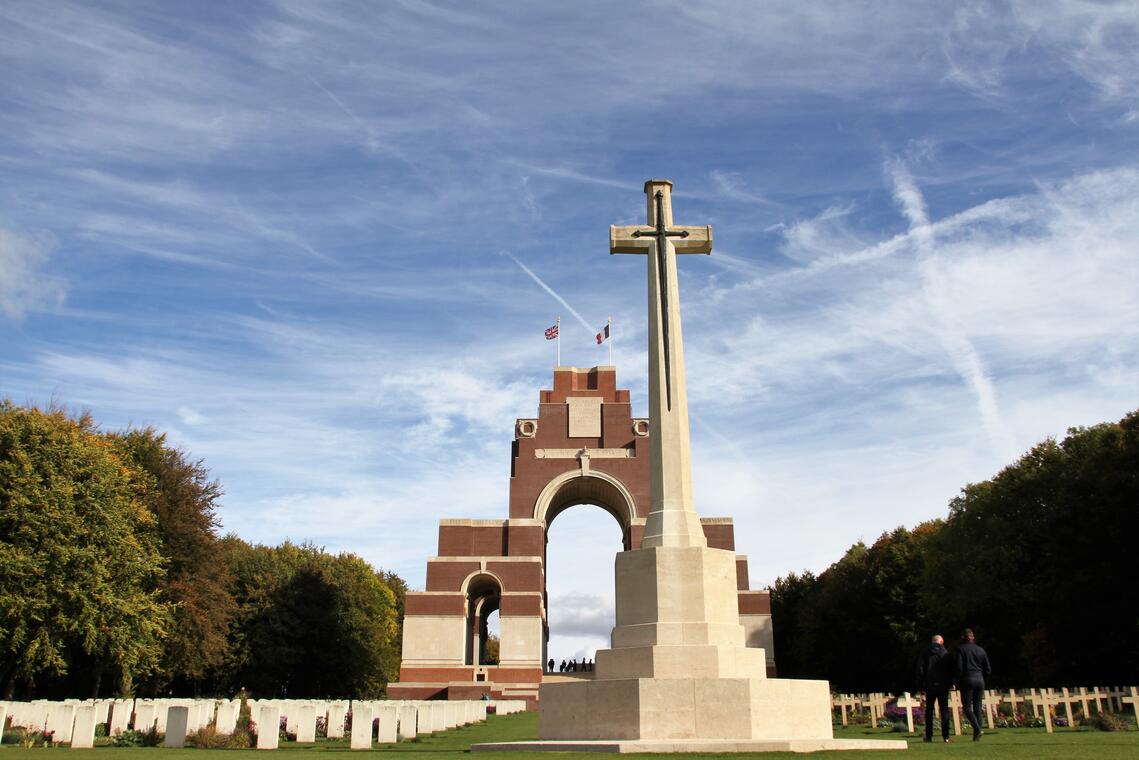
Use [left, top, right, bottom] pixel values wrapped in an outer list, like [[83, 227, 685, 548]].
[[1, 697, 527, 749]]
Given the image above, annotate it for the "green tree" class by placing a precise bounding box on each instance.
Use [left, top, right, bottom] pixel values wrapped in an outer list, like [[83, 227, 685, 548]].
[[220, 539, 400, 698], [773, 410, 1138, 690], [0, 403, 172, 698], [923, 411, 1139, 684], [112, 428, 235, 695]]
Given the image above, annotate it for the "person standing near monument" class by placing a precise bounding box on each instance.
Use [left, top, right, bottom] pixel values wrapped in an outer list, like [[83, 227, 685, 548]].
[[914, 634, 954, 743], [955, 628, 992, 741]]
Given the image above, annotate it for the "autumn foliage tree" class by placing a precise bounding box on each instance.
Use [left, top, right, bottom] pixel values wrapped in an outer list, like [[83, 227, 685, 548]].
[[0, 403, 171, 698], [112, 428, 235, 695], [0, 402, 408, 699]]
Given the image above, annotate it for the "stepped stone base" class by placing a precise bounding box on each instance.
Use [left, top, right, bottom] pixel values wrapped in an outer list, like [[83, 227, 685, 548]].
[[473, 739, 907, 753], [537, 677, 837, 741]]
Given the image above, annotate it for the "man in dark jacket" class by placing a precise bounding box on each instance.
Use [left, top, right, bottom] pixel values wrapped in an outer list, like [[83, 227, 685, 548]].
[[956, 628, 992, 741], [914, 634, 954, 743]]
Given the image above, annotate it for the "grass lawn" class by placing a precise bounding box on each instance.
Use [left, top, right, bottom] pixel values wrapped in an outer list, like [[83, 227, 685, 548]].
[[3, 713, 1136, 759]]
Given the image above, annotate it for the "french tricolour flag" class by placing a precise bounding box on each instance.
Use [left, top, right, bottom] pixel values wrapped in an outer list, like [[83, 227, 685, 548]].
[[596, 324, 610, 344]]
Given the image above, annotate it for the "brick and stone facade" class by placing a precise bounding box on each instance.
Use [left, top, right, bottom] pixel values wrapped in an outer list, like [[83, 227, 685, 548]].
[[388, 366, 774, 707]]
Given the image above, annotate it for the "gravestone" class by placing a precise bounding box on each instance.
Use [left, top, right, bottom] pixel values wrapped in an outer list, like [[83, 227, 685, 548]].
[[256, 704, 281, 750], [133, 701, 157, 732], [896, 692, 918, 733], [295, 703, 317, 743], [215, 700, 240, 735], [327, 701, 349, 738], [397, 704, 418, 739], [44, 702, 76, 744], [71, 704, 98, 748], [349, 704, 373, 750], [375, 704, 398, 743], [164, 706, 189, 748], [108, 699, 133, 735]]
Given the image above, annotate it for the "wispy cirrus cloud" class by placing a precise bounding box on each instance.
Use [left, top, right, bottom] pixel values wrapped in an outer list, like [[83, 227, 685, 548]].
[[0, 226, 63, 320], [1, 2, 1136, 635]]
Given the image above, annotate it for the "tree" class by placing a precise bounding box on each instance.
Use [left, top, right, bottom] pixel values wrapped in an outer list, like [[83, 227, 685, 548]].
[[923, 411, 1139, 684], [220, 540, 400, 698], [773, 410, 1138, 689], [0, 403, 172, 698], [112, 428, 235, 695]]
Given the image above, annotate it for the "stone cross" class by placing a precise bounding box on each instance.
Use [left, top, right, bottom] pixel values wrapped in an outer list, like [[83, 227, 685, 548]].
[[1060, 687, 1076, 726], [948, 689, 963, 736], [611, 179, 712, 549], [833, 694, 861, 726], [865, 693, 890, 726], [1123, 686, 1139, 729], [895, 692, 918, 733], [1004, 688, 1021, 718], [1029, 688, 1055, 733], [1085, 686, 1106, 715]]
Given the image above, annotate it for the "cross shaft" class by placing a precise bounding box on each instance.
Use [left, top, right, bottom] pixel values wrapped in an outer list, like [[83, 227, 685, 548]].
[[608, 179, 712, 549]]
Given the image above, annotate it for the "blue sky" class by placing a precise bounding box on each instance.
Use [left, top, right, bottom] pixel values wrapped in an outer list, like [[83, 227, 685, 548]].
[[2, 1, 1137, 660]]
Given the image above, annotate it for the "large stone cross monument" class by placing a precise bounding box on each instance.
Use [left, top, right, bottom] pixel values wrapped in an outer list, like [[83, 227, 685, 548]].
[[479, 180, 904, 752]]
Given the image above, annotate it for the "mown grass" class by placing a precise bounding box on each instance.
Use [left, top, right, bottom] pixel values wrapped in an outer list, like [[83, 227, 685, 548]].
[[2, 712, 1136, 759]]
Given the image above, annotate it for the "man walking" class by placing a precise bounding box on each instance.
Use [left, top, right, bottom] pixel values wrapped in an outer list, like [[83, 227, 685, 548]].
[[956, 628, 992, 741], [914, 634, 954, 743]]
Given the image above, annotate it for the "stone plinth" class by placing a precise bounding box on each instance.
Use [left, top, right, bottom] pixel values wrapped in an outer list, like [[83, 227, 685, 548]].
[[474, 738, 906, 753], [539, 677, 836, 741], [598, 546, 762, 681]]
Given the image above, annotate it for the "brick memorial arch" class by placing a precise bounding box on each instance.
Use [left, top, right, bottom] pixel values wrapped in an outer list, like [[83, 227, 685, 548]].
[[387, 365, 774, 707]]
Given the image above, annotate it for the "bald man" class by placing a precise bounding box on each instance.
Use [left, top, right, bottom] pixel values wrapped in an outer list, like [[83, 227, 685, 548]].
[[914, 634, 954, 743]]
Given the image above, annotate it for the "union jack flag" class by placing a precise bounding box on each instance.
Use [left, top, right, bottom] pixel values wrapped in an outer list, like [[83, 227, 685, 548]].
[[544, 323, 559, 340]]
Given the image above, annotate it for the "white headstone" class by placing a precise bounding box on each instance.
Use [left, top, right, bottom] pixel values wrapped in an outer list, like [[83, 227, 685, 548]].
[[375, 705, 398, 744], [349, 704, 373, 750], [444, 701, 459, 728], [45, 703, 76, 744], [164, 707, 189, 748], [327, 701, 349, 739], [133, 701, 157, 732], [108, 699, 133, 736], [71, 704, 99, 748], [214, 700, 240, 735], [396, 704, 418, 740], [295, 703, 317, 743], [256, 704, 280, 750]]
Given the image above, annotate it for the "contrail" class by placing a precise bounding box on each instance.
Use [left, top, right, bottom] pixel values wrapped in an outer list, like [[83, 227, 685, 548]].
[[887, 158, 1018, 461], [502, 251, 598, 336]]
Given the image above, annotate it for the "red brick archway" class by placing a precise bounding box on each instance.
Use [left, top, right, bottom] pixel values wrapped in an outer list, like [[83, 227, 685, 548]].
[[388, 367, 774, 707]]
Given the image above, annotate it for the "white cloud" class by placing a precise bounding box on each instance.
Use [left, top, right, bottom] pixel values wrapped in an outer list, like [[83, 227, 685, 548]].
[[0, 227, 62, 320]]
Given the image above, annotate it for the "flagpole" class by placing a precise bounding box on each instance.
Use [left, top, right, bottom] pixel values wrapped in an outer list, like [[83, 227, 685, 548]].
[[607, 316, 612, 366], [556, 316, 561, 367]]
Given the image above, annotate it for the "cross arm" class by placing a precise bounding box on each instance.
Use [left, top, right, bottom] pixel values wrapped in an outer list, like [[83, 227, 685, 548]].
[[609, 225, 713, 255]]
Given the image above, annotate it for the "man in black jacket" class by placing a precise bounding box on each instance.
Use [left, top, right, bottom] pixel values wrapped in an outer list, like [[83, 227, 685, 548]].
[[956, 628, 992, 741], [914, 634, 954, 743]]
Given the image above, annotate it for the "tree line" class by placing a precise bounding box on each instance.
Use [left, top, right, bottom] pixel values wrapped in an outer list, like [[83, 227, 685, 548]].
[[0, 401, 406, 700], [771, 410, 1138, 692]]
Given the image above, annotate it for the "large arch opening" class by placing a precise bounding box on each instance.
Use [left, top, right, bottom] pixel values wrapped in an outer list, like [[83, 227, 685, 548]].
[[534, 469, 637, 550], [539, 471, 636, 672]]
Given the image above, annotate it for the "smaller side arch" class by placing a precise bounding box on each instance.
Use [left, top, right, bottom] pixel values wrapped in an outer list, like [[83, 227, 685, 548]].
[[462, 571, 503, 666]]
